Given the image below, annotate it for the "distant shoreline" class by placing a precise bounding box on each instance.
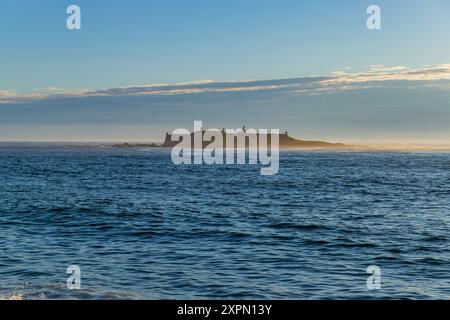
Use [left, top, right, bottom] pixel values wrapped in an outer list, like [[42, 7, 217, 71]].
[[2, 141, 450, 152]]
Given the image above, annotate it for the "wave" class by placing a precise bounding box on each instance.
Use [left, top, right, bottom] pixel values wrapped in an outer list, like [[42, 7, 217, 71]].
[[0, 294, 24, 300]]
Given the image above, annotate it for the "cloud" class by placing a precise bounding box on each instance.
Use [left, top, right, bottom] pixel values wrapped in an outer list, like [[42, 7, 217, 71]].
[[1, 64, 450, 104], [324, 64, 450, 85], [0, 88, 91, 104]]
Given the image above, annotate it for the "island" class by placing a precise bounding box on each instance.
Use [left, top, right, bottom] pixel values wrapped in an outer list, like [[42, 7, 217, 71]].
[[113, 128, 349, 149]]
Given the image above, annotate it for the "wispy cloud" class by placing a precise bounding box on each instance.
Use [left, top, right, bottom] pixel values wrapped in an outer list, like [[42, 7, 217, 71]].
[[1, 64, 450, 104], [324, 64, 450, 85], [0, 88, 91, 104]]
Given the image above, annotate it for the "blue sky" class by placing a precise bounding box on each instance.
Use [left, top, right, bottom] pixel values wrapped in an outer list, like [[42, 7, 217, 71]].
[[1, 0, 450, 91], [1, 0, 450, 142]]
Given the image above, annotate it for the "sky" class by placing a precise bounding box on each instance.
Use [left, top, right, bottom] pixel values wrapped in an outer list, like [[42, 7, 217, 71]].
[[0, 0, 450, 142]]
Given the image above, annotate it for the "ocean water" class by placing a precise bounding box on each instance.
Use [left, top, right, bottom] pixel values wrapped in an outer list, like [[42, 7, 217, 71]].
[[0, 143, 449, 300]]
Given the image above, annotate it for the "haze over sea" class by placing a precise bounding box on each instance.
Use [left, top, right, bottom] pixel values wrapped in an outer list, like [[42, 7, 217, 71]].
[[0, 143, 449, 299]]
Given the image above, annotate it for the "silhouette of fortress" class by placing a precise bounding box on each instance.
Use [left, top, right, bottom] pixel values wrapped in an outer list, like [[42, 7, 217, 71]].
[[161, 126, 346, 149], [113, 126, 347, 149]]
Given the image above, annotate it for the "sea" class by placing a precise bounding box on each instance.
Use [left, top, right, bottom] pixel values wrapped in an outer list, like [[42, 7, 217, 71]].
[[0, 143, 449, 299]]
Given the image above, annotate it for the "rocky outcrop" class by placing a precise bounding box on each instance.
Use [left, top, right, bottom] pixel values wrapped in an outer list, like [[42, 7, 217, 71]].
[[113, 142, 160, 148]]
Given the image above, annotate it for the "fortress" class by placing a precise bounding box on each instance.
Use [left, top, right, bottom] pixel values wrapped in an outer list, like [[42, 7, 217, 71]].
[[161, 126, 347, 149], [114, 125, 347, 149]]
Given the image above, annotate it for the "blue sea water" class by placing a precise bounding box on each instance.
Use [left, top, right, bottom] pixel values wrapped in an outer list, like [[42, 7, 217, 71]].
[[0, 143, 449, 299]]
